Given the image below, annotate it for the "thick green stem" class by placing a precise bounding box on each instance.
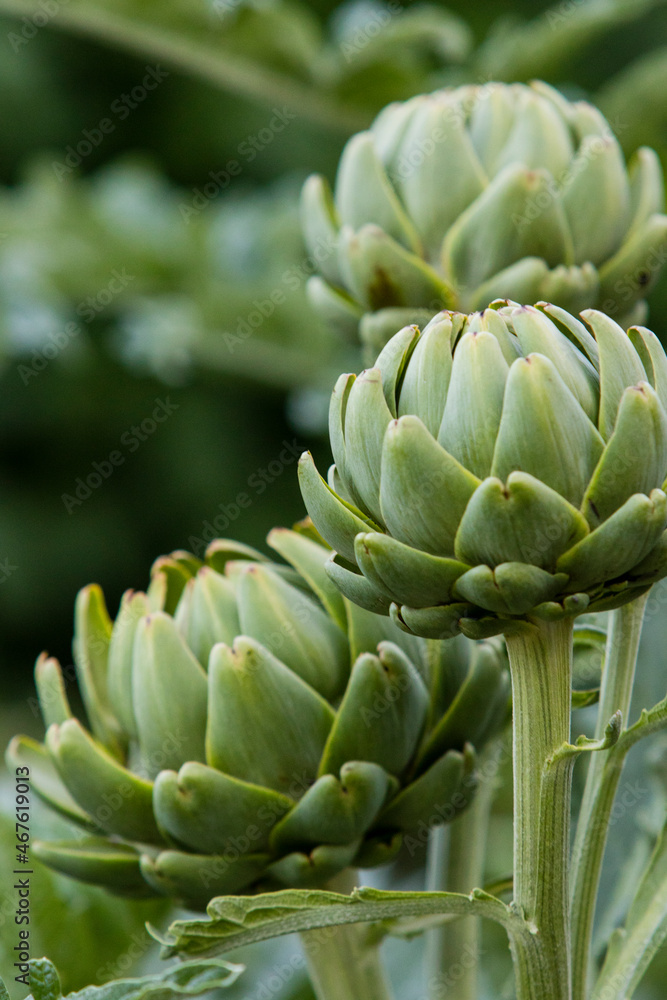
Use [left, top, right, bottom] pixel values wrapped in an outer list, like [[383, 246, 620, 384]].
[[299, 870, 394, 1000], [570, 596, 648, 1000], [505, 619, 573, 1000], [425, 741, 500, 1000]]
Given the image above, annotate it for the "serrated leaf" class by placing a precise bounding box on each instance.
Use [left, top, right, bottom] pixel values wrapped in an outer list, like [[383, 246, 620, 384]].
[[155, 885, 518, 958]]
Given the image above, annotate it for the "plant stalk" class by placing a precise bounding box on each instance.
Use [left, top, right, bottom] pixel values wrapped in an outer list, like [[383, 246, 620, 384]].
[[300, 870, 395, 1000], [570, 596, 648, 1000], [505, 618, 574, 1000], [425, 740, 501, 1000]]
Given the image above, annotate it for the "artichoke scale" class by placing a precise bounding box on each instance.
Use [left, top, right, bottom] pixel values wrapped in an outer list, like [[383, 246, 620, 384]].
[[131, 612, 208, 778], [154, 762, 293, 855], [318, 643, 428, 778], [380, 414, 479, 556], [46, 719, 161, 844], [206, 638, 335, 795]]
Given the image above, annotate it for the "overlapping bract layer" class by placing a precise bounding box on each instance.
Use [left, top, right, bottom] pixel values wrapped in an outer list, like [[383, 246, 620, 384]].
[[7, 530, 508, 910], [302, 81, 667, 354], [299, 304, 667, 640]]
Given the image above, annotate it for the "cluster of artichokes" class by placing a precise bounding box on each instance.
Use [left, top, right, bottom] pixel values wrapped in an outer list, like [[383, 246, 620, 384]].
[[299, 304, 667, 640], [303, 81, 667, 353], [8, 530, 508, 910]]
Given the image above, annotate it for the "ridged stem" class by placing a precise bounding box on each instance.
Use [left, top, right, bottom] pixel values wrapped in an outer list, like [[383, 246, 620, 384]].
[[300, 870, 394, 1000], [570, 595, 648, 1000], [425, 741, 500, 1000], [505, 619, 573, 1000]]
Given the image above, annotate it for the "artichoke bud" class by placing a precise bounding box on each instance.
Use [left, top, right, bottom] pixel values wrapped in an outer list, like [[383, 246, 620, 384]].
[[12, 529, 509, 907], [301, 305, 667, 637], [303, 82, 667, 350]]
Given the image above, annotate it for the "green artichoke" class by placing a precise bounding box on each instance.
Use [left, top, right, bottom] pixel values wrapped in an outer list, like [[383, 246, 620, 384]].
[[299, 304, 667, 640], [302, 82, 667, 355], [7, 530, 508, 910]]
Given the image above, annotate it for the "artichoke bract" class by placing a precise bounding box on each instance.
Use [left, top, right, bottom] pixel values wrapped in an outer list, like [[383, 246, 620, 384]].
[[299, 304, 667, 640], [7, 530, 508, 910], [302, 82, 667, 354]]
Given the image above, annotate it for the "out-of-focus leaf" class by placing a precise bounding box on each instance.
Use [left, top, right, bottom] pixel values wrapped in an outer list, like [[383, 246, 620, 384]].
[[598, 47, 667, 163], [0, 0, 473, 130], [0, 160, 351, 388], [474, 0, 666, 82]]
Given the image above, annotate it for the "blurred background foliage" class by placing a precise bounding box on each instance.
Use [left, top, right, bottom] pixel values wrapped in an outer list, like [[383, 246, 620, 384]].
[[0, 0, 667, 996]]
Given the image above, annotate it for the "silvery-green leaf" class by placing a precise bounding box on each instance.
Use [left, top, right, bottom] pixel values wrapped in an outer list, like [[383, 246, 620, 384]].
[[206, 638, 334, 795], [380, 415, 479, 555], [492, 353, 604, 506], [455, 472, 589, 570], [583, 383, 667, 526], [438, 330, 509, 478]]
